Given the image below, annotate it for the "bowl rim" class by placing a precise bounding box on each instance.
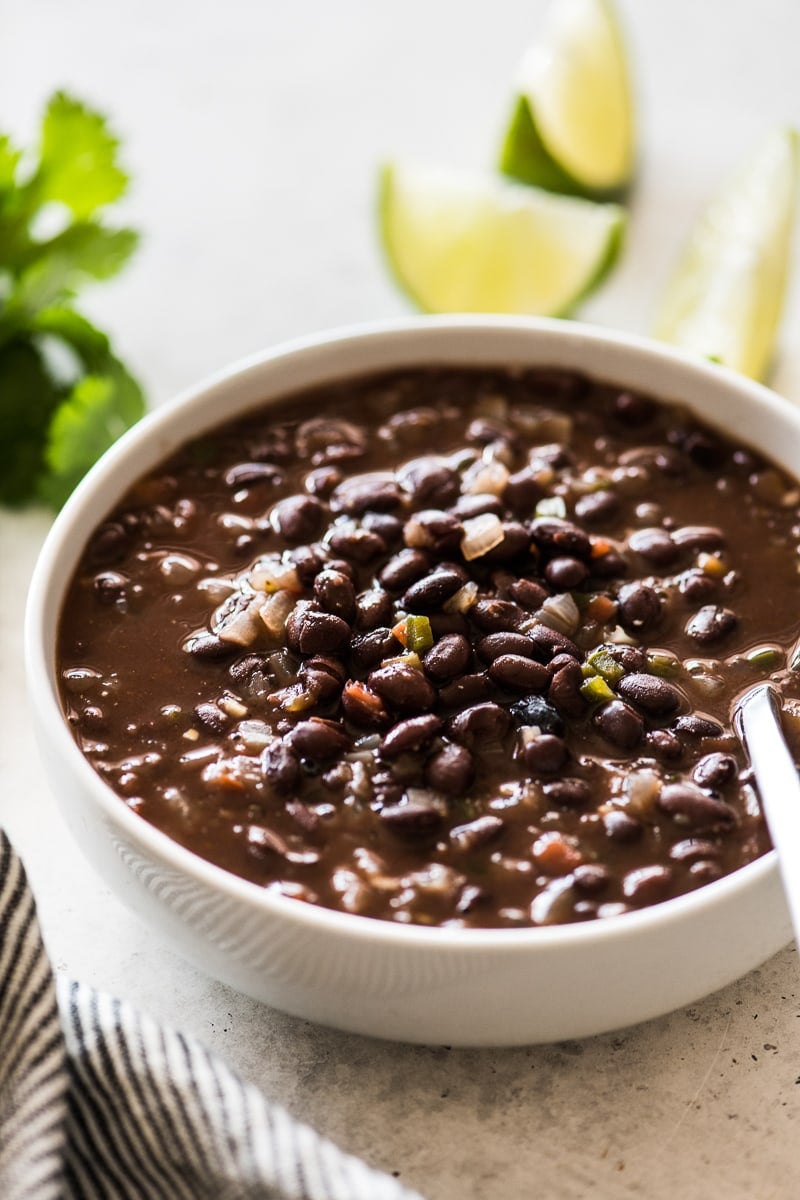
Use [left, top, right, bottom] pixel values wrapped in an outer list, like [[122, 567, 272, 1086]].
[[25, 312, 788, 954]]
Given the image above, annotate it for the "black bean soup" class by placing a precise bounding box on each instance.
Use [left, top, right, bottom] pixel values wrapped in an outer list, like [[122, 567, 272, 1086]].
[[57, 366, 800, 928]]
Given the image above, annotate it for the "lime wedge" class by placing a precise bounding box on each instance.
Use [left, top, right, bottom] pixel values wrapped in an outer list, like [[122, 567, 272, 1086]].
[[379, 163, 625, 316], [500, 0, 635, 199], [653, 128, 799, 380]]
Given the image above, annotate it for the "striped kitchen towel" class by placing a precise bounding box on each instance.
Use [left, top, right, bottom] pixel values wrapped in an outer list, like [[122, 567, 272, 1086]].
[[0, 832, 426, 1200]]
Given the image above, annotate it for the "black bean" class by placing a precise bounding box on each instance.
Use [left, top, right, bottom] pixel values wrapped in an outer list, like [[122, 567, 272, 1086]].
[[300, 657, 345, 702], [469, 599, 525, 633], [332, 475, 402, 515], [657, 783, 737, 831], [447, 702, 511, 744], [425, 743, 475, 793], [628, 527, 680, 566], [423, 633, 472, 681], [224, 462, 284, 488], [88, 521, 130, 565], [503, 467, 544, 513], [287, 544, 326, 585], [382, 714, 443, 757], [293, 609, 350, 655], [398, 457, 460, 506], [685, 605, 738, 645], [428, 612, 470, 638], [603, 644, 648, 673], [305, 466, 341, 497], [573, 864, 610, 893], [313, 569, 356, 620], [368, 662, 437, 712], [296, 416, 366, 464], [403, 566, 466, 612], [593, 700, 644, 749], [548, 660, 587, 719], [193, 703, 229, 734], [450, 815, 504, 851], [404, 509, 463, 554], [541, 778, 592, 808], [574, 490, 620, 524], [371, 768, 404, 807], [688, 860, 724, 884], [437, 673, 492, 709], [380, 801, 443, 837], [261, 742, 301, 793], [271, 494, 325, 542], [183, 632, 237, 661], [508, 578, 550, 611], [349, 627, 401, 671], [672, 525, 726, 551], [520, 733, 567, 773], [526, 624, 581, 661], [289, 718, 350, 763], [379, 548, 432, 592], [530, 517, 592, 559], [603, 810, 643, 843], [683, 432, 726, 470], [678, 570, 719, 603], [617, 582, 662, 632], [483, 522, 531, 563], [452, 493, 504, 520], [544, 556, 589, 590], [589, 550, 628, 579], [670, 838, 721, 864], [673, 714, 724, 739], [467, 416, 512, 445], [489, 655, 550, 691], [93, 571, 128, 604], [341, 680, 389, 728], [362, 511, 403, 546], [646, 729, 684, 762], [616, 673, 683, 717], [693, 752, 738, 790], [613, 390, 655, 425], [476, 632, 537, 663], [622, 865, 673, 905], [509, 694, 563, 735], [354, 587, 394, 631], [328, 526, 386, 564]]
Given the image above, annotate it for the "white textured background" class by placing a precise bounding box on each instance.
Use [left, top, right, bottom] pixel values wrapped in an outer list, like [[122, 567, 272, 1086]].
[[2, 3, 800, 1196]]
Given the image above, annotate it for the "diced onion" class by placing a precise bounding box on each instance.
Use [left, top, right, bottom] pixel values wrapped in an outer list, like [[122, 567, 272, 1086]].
[[536, 593, 580, 636], [218, 597, 264, 646], [443, 581, 479, 613], [622, 771, 661, 816], [461, 513, 504, 561], [463, 458, 510, 496], [259, 590, 296, 640]]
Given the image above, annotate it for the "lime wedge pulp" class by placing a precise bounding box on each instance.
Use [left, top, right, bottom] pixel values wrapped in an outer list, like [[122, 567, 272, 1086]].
[[379, 163, 625, 316], [500, 0, 635, 199], [653, 128, 799, 380]]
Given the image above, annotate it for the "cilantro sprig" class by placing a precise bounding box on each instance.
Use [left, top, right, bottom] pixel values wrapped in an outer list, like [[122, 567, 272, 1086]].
[[0, 91, 145, 507]]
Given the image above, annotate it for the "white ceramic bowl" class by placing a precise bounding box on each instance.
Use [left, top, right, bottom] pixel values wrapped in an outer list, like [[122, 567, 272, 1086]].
[[25, 315, 795, 1046]]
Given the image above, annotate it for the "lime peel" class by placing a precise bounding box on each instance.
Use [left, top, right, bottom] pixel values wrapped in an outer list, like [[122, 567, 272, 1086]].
[[379, 162, 625, 317], [653, 127, 800, 381], [500, 0, 635, 198]]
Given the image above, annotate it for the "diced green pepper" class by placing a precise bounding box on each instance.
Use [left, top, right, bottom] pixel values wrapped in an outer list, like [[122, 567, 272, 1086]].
[[580, 675, 616, 704], [747, 646, 783, 669], [647, 652, 681, 678], [406, 614, 434, 653], [586, 646, 625, 684]]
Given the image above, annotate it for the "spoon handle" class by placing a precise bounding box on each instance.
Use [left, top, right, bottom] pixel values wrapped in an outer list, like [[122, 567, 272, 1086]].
[[737, 684, 800, 941]]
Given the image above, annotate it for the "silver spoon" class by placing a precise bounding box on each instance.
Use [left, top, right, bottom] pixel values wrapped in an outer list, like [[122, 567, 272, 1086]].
[[736, 683, 800, 940]]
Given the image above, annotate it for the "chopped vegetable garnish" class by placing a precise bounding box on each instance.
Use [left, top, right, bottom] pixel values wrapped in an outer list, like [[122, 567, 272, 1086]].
[[406, 614, 434, 652], [647, 652, 682, 677], [580, 675, 616, 703], [535, 496, 567, 518], [586, 646, 625, 683], [747, 647, 783, 669]]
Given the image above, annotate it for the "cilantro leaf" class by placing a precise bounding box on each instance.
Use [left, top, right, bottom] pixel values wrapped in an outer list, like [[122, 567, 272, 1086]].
[[32, 92, 129, 219], [39, 360, 145, 507], [0, 339, 60, 505], [0, 91, 145, 507]]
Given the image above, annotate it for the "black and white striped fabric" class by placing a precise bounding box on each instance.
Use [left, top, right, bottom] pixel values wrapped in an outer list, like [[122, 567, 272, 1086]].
[[0, 832, 426, 1200]]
